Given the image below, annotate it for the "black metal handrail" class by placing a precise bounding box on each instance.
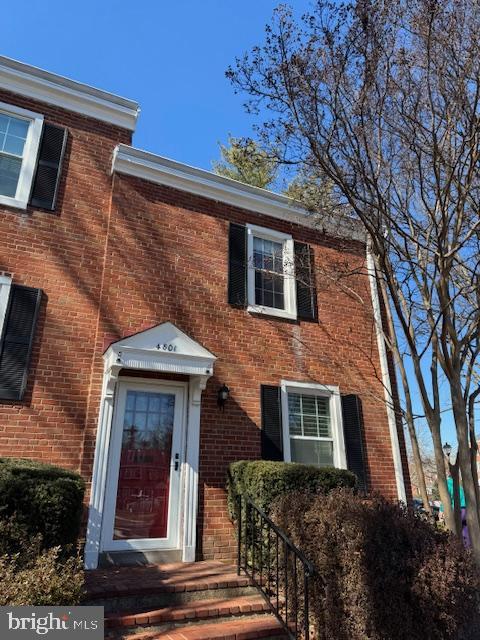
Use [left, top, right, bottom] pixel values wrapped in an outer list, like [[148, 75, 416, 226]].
[[236, 494, 315, 640]]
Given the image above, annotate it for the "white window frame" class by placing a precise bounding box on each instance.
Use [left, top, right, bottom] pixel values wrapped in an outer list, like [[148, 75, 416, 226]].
[[0, 102, 44, 210], [0, 274, 12, 338], [247, 223, 297, 320], [280, 380, 347, 469]]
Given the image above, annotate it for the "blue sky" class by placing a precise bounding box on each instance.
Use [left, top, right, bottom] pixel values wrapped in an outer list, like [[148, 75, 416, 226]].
[[2, 0, 307, 170], [3, 1, 458, 449]]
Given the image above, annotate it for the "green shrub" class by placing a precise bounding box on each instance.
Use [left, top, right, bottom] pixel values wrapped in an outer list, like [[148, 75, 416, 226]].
[[227, 460, 356, 518], [273, 489, 480, 640], [0, 516, 43, 564], [0, 544, 84, 606], [0, 458, 85, 548]]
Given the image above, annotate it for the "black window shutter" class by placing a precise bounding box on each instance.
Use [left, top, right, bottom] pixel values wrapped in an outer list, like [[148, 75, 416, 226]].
[[294, 241, 317, 321], [261, 385, 283, 460], [341, 394, 367, 492], [0, 285, 42, 401], [29, 123, 68, 210], [228, 223, 247, 307]]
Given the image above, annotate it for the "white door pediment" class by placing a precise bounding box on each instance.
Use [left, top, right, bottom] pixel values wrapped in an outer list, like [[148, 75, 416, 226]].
[[107, 322, 216, 359], [103, 323, 216, 390]]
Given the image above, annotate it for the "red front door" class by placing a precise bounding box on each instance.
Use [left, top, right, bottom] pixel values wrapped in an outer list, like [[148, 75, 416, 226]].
[[102, 382, 184, 552]]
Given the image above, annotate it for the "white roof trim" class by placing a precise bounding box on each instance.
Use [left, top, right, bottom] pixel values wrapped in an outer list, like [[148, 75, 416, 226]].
[[112, 144, 365, 241], [0, 56, 139, 131]]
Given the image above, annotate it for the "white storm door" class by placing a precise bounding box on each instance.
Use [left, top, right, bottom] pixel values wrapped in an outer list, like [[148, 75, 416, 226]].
[[101, 381, 185, 552]]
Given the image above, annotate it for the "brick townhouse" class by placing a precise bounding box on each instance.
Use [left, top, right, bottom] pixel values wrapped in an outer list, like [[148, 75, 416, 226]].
[[0, 56, 410, 569]]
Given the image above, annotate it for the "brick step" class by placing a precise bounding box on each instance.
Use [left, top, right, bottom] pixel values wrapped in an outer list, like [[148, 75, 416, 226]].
[[106, 614, 287, 640], [85, 562, 256, 613], [105, 595, 271, 630]]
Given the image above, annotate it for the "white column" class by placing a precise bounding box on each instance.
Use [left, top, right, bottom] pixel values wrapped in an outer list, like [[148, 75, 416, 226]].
[[182, 374, 209, 562], [84, 364, 120, 569], [366, 245, 406, 502]]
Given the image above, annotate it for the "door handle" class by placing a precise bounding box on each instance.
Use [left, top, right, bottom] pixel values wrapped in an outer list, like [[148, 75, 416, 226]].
[[174, 453, 180, 471]]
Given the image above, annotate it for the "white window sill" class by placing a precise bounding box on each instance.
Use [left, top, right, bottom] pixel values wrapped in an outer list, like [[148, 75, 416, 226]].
[[0, 194, 28, 210], [247, 304, 297, 321]]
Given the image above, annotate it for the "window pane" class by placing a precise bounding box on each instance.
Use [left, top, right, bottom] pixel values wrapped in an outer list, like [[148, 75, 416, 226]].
[[147, 413, 162, 429], [0, 154, 22, 197], [317, 417, 331, 438], [148, 395, 161, 412], [290, 439, 334, 467], [288, 392, 332, 440], [273, 292, 284, 309], [263, 289, 274, 308], [135, 393, 149, 411], [253, 236, 263, 252], [288, 394, 301, 414], [125, 392, 135, 410], [289, 413, 302, 436], [7, 118, 29, 138], [263, 273, 274, 292], [301, 396, 317, 418], [0, 115, 28, 157], [303, 415, 319, 437], [316, 397, 331, 437], [3, 135, 25, 156]]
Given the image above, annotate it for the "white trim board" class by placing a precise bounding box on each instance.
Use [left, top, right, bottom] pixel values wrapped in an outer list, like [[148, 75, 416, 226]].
[[0, 56, 139, 131], [112, 144, 366, 242], [366, 245, 406, 502]]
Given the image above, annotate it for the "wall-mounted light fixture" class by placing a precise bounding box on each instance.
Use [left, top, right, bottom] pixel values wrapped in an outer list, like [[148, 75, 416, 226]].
[[217, 383, 230, 411]]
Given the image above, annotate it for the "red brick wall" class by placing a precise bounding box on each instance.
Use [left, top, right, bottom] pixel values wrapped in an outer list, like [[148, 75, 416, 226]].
[[0, 88, 409, 561], [0, 89, 131, 469], [81, 174, 410, 560]]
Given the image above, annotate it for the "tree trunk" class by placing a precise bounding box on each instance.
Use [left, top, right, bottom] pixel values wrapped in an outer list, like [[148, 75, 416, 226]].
[[449, 459, 462, 540], [406, 415, 432, 514], [430, 424, 457, 535], [451, 381, 480, 564], [373, 255, 431, 514], [468, 392, 480, 509]]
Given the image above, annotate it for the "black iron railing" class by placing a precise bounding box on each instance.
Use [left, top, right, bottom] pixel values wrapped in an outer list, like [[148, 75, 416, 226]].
[[236, 494, 315, 640]]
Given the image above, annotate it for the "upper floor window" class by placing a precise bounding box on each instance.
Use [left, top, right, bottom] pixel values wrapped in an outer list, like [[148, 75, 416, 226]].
[[0, 102, 43, 210], [247, 224, 297, 320]]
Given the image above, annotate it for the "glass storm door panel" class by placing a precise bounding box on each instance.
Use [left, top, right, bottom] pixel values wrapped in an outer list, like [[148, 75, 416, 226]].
[[102, 382, 184, 552], [114, 390, 175, 540]]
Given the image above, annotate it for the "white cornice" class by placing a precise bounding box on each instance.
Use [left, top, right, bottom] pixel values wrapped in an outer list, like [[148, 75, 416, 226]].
[[0, 56, 139, 131], [112, 144, 365, 242]]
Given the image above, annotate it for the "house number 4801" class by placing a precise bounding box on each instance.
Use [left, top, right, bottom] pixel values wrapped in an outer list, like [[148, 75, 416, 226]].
[[156, 343, 177, 352]]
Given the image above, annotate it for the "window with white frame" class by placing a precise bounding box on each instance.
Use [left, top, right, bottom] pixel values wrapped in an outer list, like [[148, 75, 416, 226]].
[[0, 102, 43, 210], [281, 381, 347, 468], [247, 224, 296, 320]]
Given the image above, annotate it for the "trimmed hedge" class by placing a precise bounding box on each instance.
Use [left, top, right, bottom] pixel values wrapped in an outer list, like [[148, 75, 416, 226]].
[[0, 458, 85, 549], [227, 460, 356, 517], [274, 489, 480, 640]]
